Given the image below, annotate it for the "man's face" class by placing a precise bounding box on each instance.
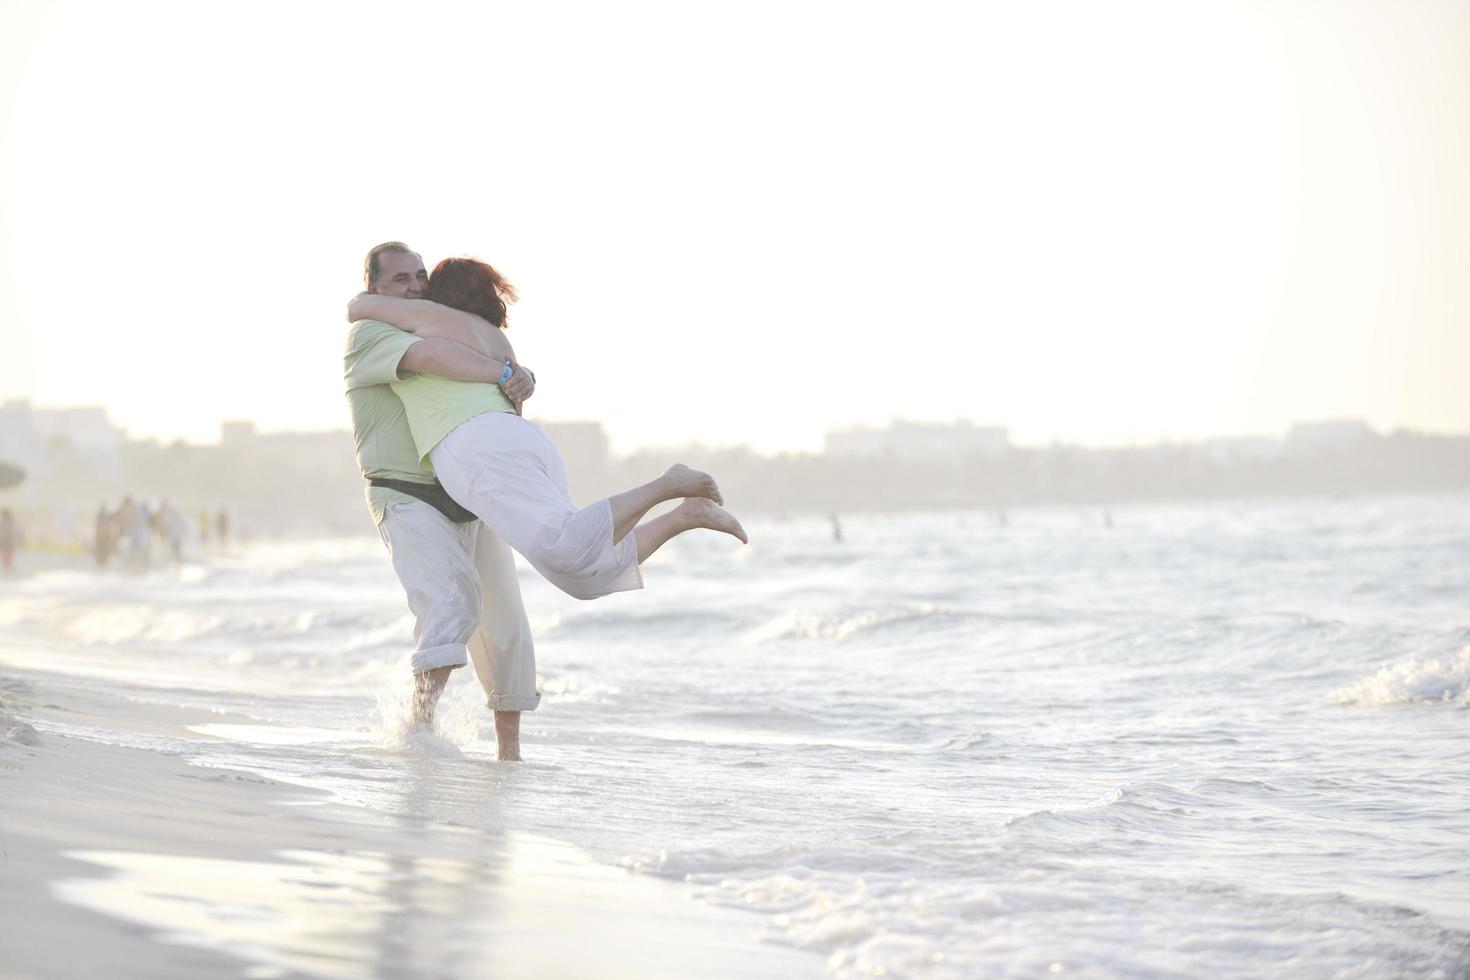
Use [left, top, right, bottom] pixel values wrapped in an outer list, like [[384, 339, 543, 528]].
[[371, 251, 428, 298]]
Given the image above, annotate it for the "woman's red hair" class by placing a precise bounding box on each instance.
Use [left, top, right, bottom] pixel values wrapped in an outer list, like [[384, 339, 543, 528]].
[[427, 258, 518, 328]]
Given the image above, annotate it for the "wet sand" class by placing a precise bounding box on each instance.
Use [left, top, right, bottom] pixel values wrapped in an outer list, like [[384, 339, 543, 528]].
[[0, 667, 824, 979]]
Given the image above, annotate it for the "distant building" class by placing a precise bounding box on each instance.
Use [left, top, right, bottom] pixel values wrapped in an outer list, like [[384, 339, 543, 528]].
[[543, 421, 613, 495], [824, 419, 1010, 461], [1287, 419, 1375, 453], [220, 419, 257, 448], [542, 421, 610, 468], [216, 420, 355, 470], [1200, 435, 1283, 463], [0, 399, 126, 493]]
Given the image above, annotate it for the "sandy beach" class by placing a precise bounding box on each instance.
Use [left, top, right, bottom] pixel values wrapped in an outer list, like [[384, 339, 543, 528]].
[[0, 662, 825, 980]]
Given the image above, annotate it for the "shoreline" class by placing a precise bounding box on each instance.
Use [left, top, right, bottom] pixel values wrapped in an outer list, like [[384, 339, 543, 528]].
[[0, 664, 824, 980]]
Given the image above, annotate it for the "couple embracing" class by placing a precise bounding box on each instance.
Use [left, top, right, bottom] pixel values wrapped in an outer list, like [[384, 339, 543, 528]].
[[343, 243, 746, 761]]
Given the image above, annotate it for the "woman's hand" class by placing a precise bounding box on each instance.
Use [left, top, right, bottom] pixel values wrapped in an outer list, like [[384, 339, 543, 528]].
[[346, 292, 372, 323], [502, 361, 536, 410]]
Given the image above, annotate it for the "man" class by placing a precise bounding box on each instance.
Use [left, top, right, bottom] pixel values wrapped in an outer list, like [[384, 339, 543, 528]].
[[344, 241, 540, 761]]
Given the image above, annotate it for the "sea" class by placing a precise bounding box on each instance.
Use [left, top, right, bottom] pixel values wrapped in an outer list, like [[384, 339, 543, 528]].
[[2, 493, 1468, 979]]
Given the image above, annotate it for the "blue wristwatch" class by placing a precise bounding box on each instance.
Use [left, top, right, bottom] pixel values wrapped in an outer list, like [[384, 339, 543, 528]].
[[498, 361, 514, 385]]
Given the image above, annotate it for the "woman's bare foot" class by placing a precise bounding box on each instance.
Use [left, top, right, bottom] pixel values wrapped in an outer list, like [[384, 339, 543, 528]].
[[662, 463, 723, 505], [675, 497, 748, 544]]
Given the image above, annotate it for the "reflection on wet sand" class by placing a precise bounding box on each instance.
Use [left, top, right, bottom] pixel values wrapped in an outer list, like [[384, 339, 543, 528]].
[[53, 828, 818, 980]]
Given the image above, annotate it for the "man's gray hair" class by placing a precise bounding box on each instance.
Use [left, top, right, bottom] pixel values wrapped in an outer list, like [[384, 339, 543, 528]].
[[363, 241, 415, 288]]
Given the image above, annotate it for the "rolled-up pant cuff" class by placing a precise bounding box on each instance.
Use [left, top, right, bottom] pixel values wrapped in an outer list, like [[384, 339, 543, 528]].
[[411, 642, 470, 675], [487, 692, 541, 711]]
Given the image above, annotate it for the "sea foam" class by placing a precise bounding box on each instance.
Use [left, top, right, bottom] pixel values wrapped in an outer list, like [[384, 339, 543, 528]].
[[1333, 645, 1470, 707]]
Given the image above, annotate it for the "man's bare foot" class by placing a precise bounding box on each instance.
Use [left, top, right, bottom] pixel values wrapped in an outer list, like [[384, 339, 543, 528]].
[[662, 464, 722, 505], [675, 497, 748, 544], [494, 710, 522, 762], [412, 666, 451, 729]]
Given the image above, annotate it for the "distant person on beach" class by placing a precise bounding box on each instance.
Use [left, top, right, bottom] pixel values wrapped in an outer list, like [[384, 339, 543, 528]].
[[93, 503, 116, 566], [159, 501, 186, 561], [118, 495, 153, 568], [345, 242, 541, 760], [0, 509, 20, 572], [348, 255, 748, 602]]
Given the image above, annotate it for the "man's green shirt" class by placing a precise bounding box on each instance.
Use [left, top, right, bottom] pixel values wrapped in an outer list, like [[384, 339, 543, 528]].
[[344, 319, 434, 524]]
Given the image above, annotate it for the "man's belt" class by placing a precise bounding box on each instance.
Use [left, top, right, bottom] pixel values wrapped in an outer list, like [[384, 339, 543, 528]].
[[368, 477, 478, 524]]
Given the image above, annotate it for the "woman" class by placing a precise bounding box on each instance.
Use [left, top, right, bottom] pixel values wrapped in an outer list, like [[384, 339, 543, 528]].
[[348, 257, 746, 601]]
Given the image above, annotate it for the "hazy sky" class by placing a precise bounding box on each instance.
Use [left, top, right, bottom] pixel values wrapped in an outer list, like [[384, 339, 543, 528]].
[[1, 0, 1466, 453]]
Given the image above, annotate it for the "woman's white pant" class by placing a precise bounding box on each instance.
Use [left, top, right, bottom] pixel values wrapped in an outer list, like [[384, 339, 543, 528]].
[[430, 413, 644, 601]]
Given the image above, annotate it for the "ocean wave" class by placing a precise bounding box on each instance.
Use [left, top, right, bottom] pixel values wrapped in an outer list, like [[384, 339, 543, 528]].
[[623, 837, 934, 882], [933, 731, 1000, 753], [622, 838, 1468, 980], [54, 603, 403, 651], [1332, 646, 1470, 707], [743, 604, 973, 645], [999, 781, 1227, 842], [678, 706, 823, 732], [538, 674, 623, 705], [543, 607, 746, 638]]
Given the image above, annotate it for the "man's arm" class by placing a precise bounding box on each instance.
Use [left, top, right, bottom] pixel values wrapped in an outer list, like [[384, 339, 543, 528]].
[[400, 338, 512, 383], [348, 294, 514, 362]]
